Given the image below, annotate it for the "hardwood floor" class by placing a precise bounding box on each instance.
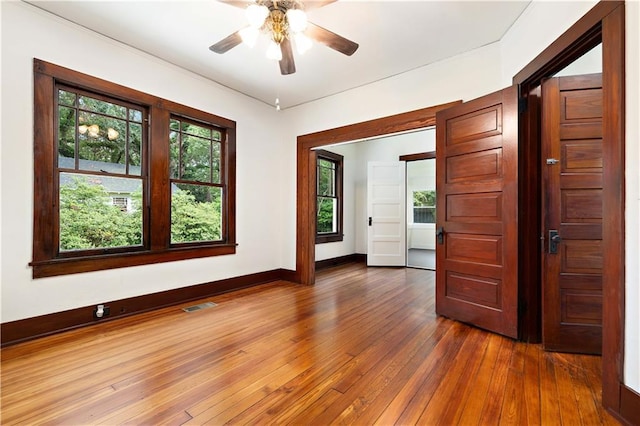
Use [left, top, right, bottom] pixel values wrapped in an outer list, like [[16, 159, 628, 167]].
[[0, 263, 619, 425]]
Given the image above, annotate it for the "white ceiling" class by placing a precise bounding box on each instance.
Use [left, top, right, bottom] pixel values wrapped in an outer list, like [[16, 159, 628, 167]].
[[26, 0, 530, 109]]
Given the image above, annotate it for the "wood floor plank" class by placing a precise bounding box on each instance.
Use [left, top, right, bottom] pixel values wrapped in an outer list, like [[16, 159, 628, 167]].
[[0, 263, 619, 426], [455, 333, 505, 425], [416, 327, 490, 425], [540, 351, 563, 425], [477, 337, 516, 424], [523, 342, 543, 424], [372, 321, 467, 425]]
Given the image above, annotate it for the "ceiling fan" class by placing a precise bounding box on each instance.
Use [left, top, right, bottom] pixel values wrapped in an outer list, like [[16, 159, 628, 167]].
[[210, 0, 359, 75]]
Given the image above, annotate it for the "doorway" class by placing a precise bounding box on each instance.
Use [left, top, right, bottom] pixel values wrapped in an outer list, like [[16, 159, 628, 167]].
[[406, 156, 436, 270]]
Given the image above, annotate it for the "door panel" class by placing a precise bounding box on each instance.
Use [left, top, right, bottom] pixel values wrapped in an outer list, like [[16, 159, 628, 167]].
[[542, 73, 603, 354], [435, 86, 518, 339], [367, 161, 406, 266]]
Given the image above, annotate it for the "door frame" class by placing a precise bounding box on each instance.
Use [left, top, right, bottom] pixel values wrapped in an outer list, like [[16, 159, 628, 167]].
[[513, 0, 626, 418], [295, 101, 461, 285], [401, 151, 436, 270]]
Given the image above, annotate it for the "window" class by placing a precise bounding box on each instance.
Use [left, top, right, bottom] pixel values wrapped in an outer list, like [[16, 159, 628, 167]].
[[315, 150, 343, 244], [31, 59, 236, 278], [412, 190, 436, 223], [169, 117, 224, 245]]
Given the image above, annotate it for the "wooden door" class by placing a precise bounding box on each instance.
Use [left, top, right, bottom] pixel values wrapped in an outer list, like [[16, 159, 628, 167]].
[[367, 161, 406, 266], [541, 73, 603, 354], [435, 86, 518, 339]]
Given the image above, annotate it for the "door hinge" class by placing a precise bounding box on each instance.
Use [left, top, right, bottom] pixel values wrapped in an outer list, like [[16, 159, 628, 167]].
[[546, 158, 560, 165], [518, 97, 528, 113]]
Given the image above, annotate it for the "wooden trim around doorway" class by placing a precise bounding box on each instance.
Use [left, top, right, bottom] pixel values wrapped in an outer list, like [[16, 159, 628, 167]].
[[295, 101, 461, 285], [399, 151, 436, 162], [514, 1, 627, 420]]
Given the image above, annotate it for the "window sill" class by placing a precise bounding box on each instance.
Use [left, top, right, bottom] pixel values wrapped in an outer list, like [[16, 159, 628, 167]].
[[30, 244, 237, 278], [316, 234, 344, 244]]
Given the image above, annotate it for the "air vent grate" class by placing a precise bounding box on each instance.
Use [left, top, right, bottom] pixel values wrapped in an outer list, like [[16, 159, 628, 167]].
[[182, 302, 217, 313]]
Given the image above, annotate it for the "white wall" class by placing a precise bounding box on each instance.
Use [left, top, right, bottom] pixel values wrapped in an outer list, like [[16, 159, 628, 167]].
[[0, 2, 287, 322]]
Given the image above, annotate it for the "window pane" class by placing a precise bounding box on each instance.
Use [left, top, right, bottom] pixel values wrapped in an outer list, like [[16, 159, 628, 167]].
[[129, 122, 142, 175], [413, 207, 436, 223], [58, 90, 76, 107], [413, 190, 436, 207], [171, 184, 222, 243], [78, 95, 126, 119], [183, 122, 212, 139], [59, 172, 143, 251], [317, 197, 337, 233], [58, 106, 76, 164], [78, 112, 127, 173], [169, 129, 180, 179], [182, 134, 211, 182], [318, 165, 335, 196], [129, 109, 143, 123], [212, 142, 221, 184]]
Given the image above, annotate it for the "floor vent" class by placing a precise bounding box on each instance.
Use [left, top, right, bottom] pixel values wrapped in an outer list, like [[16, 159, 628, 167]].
[[182, 302, 217, 313]]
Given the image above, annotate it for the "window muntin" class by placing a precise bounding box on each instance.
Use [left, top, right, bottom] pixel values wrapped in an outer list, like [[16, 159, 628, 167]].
[[56, 86, 146, 253], [315, 150, 343, 244], [32, 59, 236, 278]]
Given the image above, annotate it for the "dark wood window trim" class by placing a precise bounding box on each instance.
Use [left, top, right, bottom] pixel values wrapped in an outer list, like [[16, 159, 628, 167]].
[[31, 59, 236, 278], [315, 149, 344, 244]]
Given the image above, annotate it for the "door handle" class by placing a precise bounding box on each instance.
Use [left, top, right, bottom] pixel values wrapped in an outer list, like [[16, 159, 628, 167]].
[[549, 230, 562, 254], [436, 227, 445, 245], [368, 217, 372, 226]]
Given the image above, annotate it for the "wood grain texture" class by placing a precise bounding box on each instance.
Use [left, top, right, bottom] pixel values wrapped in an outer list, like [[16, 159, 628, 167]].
[[436, 86, 518, 339], [0, 263, 619, 425]]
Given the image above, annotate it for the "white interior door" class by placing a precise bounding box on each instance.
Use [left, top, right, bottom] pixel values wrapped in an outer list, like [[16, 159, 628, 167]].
[[367, 161, 406, 266]]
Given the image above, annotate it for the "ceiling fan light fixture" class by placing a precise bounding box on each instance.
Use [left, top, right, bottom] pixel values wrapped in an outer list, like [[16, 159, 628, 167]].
[[293, 32, 312, 54], [239, 26, 260, 47], [245, 3, 269, 28], [286, 8, 307, 33], [266, 40, 282, 60]]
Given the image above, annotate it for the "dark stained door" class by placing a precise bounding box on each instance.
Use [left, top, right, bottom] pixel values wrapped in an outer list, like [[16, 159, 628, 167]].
[[541, 73, 603, 354], [435, 86, 519, 339]]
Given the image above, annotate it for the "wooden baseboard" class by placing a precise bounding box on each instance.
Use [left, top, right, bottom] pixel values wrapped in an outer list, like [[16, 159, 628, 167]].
[[618, 383, 640, 425], [315, 253, 366, 271], [1, 268, 296, 347]]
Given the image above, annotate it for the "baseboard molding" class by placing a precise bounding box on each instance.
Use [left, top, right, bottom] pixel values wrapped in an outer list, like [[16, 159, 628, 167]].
[[1, 268, 297, 347], [619, 383, 640, 425], [316, 253, 366, 270]]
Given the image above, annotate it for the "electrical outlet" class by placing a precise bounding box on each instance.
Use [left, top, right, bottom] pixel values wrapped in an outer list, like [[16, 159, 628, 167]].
[[93, 304, 111, 319]]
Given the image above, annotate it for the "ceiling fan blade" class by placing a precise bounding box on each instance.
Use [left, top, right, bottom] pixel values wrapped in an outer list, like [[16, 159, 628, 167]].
[[209, 30, 243, 54], [279, 38, 296, 75], [303, 0, 337, 11], [305, 22, 358, 56]]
